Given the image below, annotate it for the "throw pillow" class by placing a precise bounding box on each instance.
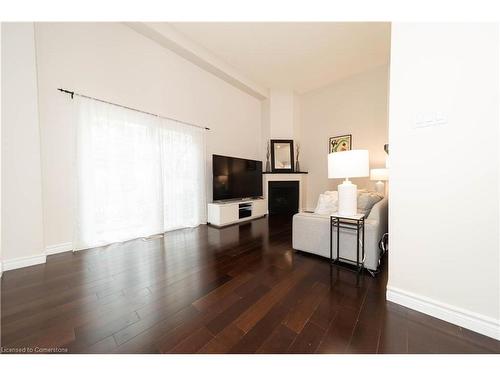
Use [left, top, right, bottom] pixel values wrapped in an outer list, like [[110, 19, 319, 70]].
[[314, 192, 338, 215], [357, 191, 383, 217]]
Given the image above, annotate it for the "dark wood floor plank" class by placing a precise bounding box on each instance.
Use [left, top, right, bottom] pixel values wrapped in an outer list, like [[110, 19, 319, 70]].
[[227, 269, 322, 354], [309, 288, 342, 330], [461, 328, 500, 353], [156, 290, 243, 353], [283, 281, 329, 334], [2, 215, 498, 354], [1, 285, 154, 344], [192, 272, 253, 312], [346, 321, 381, 354], [82, 335, 118, 354], [228, 301, 291, 353], [256, 324, 297, 354], [134, 273, 232, 319], [112, 305, 200, 353], [69, 311, 140, 351], [113, 292, 208, 347], [205, 285, 269, 335], [197, 337, 230, 354], [233, 262, 313, 334], [406, 308, 464, 338], [407, 320, 494, 354], [377, 311, 408, 354], [169, 326, 214, 354], [199, 324, 245, 353], [3, 324, 75, 351], [288, 321, 325, 354], [316, 305, 359, 354]]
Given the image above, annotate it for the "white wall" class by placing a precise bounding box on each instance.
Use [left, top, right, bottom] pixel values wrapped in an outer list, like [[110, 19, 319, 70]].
[[387, 23, 499, 339], [1, 23, 45, 267], [261, 97, 271, 164], [261, 89, 302, 169], [269, 90, 296, 139], [299, 66, 389, 210], [35, 22, 262, 249]]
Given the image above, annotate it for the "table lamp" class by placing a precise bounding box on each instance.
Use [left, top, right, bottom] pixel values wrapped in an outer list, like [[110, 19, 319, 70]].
[[370, 168, 389, 195], [328, 150, 369, 216]]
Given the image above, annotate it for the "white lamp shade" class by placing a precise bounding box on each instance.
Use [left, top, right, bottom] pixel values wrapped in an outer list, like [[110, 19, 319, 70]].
[[370, 168, 389, 181], [328, 150, 369, 179]]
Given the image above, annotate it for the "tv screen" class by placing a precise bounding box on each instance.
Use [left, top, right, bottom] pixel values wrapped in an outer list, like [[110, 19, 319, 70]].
[[213, 155, 263, 201]]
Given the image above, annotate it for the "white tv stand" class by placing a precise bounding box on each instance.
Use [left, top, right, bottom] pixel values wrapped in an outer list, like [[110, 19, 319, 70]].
[[207, 198, 267, 227]]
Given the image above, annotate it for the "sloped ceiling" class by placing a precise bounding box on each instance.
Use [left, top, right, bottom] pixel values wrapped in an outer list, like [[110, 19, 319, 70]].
[[170, 22, 391, 94]]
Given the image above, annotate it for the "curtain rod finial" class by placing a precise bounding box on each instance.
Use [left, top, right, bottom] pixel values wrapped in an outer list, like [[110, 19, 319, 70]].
[[58, 88, 75, 99]]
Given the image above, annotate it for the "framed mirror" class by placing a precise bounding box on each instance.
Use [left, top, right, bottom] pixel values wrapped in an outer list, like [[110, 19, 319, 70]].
[[270, 139, 294, 173]]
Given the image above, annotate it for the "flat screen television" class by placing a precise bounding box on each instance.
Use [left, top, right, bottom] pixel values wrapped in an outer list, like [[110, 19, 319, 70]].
[[213, 154, 263, 201]]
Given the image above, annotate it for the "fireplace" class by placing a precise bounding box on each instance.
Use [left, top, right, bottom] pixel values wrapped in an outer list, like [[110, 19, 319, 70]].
[[268, 181, 299, 215]]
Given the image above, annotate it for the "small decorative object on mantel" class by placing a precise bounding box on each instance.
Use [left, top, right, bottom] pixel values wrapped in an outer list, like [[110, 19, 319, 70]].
[[329, 134, 352, 153], [265, 142, 271, 172], [270, 139, 294, 173], [295, 143, 301, 172]]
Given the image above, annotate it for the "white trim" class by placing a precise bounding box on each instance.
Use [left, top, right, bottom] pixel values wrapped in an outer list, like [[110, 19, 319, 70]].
[[0, 261, 3, 278], [263, 173, 308, 213], [45, 242, 73, 255], [2, 254, 47, 272], [387, 286, 500, 341]]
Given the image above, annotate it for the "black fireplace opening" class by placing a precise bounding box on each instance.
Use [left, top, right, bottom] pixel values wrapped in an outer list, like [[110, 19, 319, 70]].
[[268, 181, 299, 215]]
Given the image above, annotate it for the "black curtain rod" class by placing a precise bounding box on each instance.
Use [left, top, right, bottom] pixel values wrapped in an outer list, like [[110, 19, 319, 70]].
[[57, 88, 210, 131]]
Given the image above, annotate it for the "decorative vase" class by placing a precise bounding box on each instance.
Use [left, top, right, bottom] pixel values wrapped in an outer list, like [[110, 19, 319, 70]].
[[295, 143, 300, 172], [265, 141, 271, 172]]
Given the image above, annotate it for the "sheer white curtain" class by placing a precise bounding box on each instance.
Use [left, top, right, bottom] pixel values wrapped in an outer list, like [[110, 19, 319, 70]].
[[74, 97, 206, 250]]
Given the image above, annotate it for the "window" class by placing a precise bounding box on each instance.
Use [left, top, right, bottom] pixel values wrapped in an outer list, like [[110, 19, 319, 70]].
[[74, 97, 206, 250]]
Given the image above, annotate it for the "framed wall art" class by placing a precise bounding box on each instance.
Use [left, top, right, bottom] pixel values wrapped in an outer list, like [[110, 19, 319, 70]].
[[328, 134, 352, 153]]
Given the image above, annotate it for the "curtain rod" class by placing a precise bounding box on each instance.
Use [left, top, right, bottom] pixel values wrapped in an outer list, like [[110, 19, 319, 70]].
[[57, 88, 210, 131]]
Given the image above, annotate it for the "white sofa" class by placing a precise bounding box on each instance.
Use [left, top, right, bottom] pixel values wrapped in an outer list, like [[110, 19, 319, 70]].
[[292, 197, 388, 271]]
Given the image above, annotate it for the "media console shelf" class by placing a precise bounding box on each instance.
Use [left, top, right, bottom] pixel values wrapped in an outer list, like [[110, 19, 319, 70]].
[[207, 198, 267, 227]]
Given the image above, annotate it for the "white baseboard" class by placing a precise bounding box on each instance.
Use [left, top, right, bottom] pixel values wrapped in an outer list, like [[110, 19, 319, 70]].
[[0, 242, 72, 274], [45, 242, 73, 255], [2, 254, 47, 272], [387, 286, 500, 341]]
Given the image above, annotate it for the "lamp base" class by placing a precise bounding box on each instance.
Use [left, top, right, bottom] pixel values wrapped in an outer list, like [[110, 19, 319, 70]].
[[338, 180, 357, 216], [375, 180, 385, 195]]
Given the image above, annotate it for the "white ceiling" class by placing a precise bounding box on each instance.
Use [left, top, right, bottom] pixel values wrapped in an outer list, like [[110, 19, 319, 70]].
[[169, 22, 391, 94]]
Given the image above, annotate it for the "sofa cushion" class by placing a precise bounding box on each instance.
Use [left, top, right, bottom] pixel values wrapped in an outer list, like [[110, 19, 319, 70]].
[[314, 190, 382, 217], [314, 192, 338, 215], [357, 191, 383, 217]]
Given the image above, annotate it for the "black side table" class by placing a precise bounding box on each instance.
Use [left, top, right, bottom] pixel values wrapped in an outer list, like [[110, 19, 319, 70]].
[[330, 213, 365, 272]]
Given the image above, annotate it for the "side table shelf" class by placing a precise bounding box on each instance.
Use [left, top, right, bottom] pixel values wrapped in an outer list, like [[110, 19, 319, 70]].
[[329, 213, 365, 272]]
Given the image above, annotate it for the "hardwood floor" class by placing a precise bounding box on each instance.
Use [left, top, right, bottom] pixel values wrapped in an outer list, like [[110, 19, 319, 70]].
[[1, 215, 499, 354]]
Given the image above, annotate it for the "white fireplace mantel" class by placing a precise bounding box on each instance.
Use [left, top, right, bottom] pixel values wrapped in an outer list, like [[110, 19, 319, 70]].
[[263, 173, 308, 213]]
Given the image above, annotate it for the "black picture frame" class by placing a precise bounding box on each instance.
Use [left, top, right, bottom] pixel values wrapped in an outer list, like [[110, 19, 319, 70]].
[[270, 139, 294, 173]]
